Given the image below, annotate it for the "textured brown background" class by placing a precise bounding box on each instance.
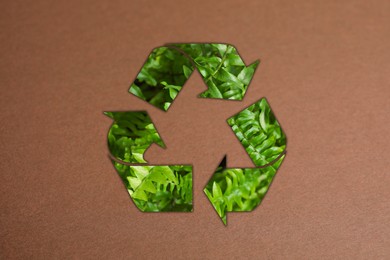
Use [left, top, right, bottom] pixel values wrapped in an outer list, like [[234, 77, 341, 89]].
[[1, 0, 389, 259]]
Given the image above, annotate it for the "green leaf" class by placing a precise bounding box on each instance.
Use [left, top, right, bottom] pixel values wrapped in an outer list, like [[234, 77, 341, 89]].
[[203, 80, 223, 98], [129, 84, 146, 99], [127, 176, 141, 190], [137, 68, 157, 86], [163, 102, 171, 110], [168, 88, 178, 99], [133, 189, 148, 201], [212, 182, 223, 198], [132, 153, 145, 163], [214, 68, 240, 84], [159, 166, 178, 184], [132, 166, 150, 180], [224, 53, 245, 66], [183, 65, 193, 79], [237, 61, 259, 85], [139, 180, 157, 193], [148, 170, 168, 185], [212, 44, 228, 57]]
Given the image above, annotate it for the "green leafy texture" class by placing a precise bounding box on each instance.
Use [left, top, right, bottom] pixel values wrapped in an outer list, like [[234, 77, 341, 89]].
[[173, 44, 259, 100], [227, 98, 286, 166], [128, 44, 259, 111], [105, 111, 164, 163], [204, 155, 285, 225], [204, 98, 287, 225], [129, 47, 194, 111], [112, 162, 193, 212], [106, 111, 193, 212]]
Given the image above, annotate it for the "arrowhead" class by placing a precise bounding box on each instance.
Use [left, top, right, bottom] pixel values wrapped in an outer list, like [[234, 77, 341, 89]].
[[127, 44, 260, 111], [104, 111, 165, 163], [204, 154, 286, 226], [170, 43, 260, 100], [127, 44, 261, 111], [203, 155, 229, 225]]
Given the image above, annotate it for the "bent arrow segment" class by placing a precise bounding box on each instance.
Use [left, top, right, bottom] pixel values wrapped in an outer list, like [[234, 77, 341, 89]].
[[105, 111, 165, 163], [204, 98, 287, 225], [204, 155, 285, 225], [129, 44, 259, 111], [112, 162, 193, 212], [105, 111, 193, 212]]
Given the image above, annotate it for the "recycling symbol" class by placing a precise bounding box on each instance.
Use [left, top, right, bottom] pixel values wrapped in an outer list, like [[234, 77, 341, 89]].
[[106, 43, 287, 225]]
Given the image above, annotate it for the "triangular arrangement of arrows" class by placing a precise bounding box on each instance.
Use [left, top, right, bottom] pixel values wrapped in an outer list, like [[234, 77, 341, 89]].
[[106, 43, 287, 224]]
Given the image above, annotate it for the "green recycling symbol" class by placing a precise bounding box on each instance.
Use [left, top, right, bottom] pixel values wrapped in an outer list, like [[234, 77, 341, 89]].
[[105, 43, 287, 225]]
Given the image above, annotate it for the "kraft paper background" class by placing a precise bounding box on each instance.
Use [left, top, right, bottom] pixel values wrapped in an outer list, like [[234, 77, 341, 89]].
[[1, 0, 389, 258]]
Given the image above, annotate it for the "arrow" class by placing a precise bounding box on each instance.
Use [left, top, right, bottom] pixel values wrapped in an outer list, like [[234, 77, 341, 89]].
[[105, 111, 193, 212], [170, 43, 259, 100], [128, 43, 259, 111], [204, 98, 287, 225]]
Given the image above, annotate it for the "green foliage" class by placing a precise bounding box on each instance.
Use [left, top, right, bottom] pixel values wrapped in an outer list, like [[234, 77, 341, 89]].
[[204, 156, 284, 224], [106, 111, 193, 212], [113, 163, 193, 212], [105, 111, 164, 163], [227, 98, 286, 166], [129, 44, 259, 111], [204, 98, 287, 224], [129, 47, 194, 111], [174, 43, 259, 100]]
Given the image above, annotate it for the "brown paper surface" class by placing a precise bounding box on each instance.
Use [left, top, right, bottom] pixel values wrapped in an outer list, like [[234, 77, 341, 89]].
[[1, 0, 389, 258]]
